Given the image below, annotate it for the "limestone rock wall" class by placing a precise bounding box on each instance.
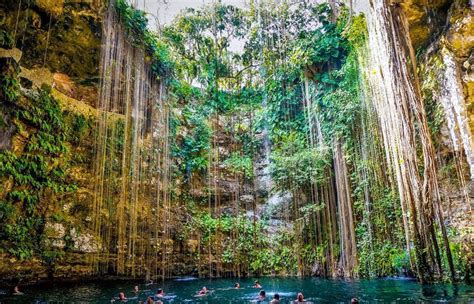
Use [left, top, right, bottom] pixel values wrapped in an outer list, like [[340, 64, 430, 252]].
[[0, 0, 104, 283], [406, 0, 474, 274]]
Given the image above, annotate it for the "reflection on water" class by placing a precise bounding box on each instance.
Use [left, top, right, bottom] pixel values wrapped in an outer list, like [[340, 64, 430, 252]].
[[0, 277, 473, 303]]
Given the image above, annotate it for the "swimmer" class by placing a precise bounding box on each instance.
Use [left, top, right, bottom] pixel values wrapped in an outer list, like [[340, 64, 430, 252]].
[[254, 280, 262, 288], [270, 293, 280, 304], [198, 286, 208, 295], [257, 290, 266, 301], [294, 292, 305, 303], [133, 286, 139, 293], [118, 292, 127, 301], [234, 283, 240, 289], [146, 297, 154, 304], [12, 286, 23, 295], [155, 288, 164, 298], [351, 298, 359, 303]]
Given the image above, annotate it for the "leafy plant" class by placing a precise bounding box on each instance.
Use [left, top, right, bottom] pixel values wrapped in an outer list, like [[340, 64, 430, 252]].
[[223, 152, 253, 179], [115, 0, 174, 79], [0, 63, 77, 261]]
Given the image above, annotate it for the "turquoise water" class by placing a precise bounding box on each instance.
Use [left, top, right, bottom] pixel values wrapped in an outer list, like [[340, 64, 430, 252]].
[[0, 277, 472, 303]]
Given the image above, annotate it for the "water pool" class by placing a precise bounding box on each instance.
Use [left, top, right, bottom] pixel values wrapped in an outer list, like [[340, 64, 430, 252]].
[[0, 277, 472, 303]]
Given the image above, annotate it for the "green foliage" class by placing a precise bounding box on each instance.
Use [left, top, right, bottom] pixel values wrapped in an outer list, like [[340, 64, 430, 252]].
[[0, 64, 77, 261], [67, 112, 94, 145], [315, 51, 361, 140], [115, 0, 174, 79], [183, 209, 301, 275], [0, 29, 14, 48], [223, 152, 253, 179], [264, 69, 307, 140], [345, 15, 368, 49], [172, 104, 212, 177], [289, 8, 348, 72], [420, 55, 446, 148], [271, 132, 330, 192], [358, 241, 410, 278], [162, 3, 254, 115], [0, 59, 20, 103]]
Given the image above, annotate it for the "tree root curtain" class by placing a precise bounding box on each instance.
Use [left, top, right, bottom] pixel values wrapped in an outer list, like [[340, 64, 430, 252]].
[[91, 0, 171, 278]]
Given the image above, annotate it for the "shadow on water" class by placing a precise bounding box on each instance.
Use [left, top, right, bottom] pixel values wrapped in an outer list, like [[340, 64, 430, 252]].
[[0, 277, 473, 303]]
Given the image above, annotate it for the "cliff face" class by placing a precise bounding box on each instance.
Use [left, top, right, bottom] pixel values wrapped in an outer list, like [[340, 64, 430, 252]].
[[0, 0, 251, 281], [0, 0, 103, 282], [404, 0, 474, 273], [402, 0, 473, 111], [1, 0, 102, 79]]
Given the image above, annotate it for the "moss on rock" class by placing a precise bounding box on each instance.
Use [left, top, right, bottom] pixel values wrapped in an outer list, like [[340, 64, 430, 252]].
[[35, 0, 65, 17], [400, 0, 451, 49]]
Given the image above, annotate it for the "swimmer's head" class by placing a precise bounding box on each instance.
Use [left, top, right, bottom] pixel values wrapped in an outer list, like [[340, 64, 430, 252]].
[[297, 292, 304, 301]]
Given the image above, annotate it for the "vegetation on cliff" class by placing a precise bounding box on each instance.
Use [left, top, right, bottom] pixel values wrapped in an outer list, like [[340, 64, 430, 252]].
[[0, 58, 92, 265]]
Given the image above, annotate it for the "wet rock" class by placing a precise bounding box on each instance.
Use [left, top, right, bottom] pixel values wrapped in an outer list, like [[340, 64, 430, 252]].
[[70, 228, 100, 253], [446, 11, 474, 58], [218, 146, 230, 157], [45, 222, 66, 239], [187, 239, 199, 253], [44, 222, 67, 249], [401, 0, 451, 49], [262, 191, 293, 220], [240, 194, 254, 204], [0, 47, 22, 62], [19, 67, 54, 88], [1, 2, 102, 79]]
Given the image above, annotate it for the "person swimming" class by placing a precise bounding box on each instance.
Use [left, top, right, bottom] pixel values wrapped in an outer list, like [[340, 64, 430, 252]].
[[234, 283, 240, 289], [12, 286, 23, 295], [351, 298, 359, 303], [270, 293, 280, 303], [155, 288, 164, 298], [197, 286, 208, 295], [257, 290, 266, 301], [253, 281, 262, 288], [294, 292, 305, 303], [118, 292, 127, 301], [147, 297, 163, 304], [133, 286, 139, 293], [146, 296, 154, 304]]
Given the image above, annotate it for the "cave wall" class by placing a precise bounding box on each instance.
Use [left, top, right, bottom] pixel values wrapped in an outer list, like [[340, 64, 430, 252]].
[[403, 0, 474, 273], [0, 0, 104, 282], [0, 0, 251, 282]]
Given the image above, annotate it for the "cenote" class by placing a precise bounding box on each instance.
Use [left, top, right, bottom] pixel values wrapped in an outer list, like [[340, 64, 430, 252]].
[[0, 0, 473, 300], [1, 278, 473, 303]]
